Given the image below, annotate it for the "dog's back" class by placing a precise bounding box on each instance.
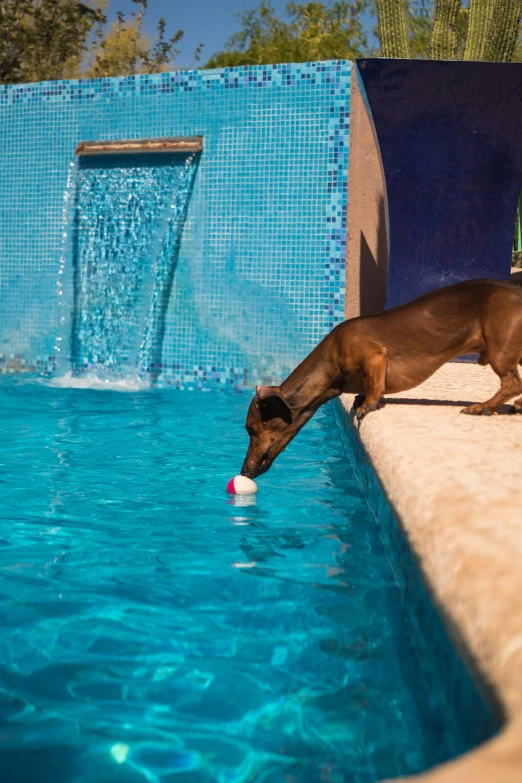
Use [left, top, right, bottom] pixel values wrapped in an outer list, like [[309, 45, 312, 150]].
[[339, 278, 522, 414], [347, 278, 522, 359]]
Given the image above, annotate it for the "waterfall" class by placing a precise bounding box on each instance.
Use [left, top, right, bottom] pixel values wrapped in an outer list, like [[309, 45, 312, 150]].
[[66, 152, 197, 383]]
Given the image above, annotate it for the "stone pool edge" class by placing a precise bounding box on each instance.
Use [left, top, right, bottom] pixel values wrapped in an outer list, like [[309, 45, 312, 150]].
[[337, 362, 522, 783]]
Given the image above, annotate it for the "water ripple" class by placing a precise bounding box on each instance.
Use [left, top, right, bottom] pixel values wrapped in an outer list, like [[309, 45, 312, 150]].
[[0, 380, 479, 781]]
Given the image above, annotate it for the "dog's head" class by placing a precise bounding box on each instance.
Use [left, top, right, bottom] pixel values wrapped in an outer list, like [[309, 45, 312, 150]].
[[240, 386, 295, 479]]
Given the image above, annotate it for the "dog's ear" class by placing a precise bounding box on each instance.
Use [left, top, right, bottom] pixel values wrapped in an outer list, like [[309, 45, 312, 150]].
[[256, 385, 284, 401], [256, 386, 293, 425]]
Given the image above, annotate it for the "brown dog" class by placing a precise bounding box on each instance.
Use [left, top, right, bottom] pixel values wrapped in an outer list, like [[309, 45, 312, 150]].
[[241, 279, 522, 479]]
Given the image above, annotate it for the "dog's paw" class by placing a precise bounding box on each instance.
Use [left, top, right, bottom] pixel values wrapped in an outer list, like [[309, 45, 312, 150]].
[[356, 403, 379, 421], [510, 403, 522, 415], [460, 405, 492, 416]]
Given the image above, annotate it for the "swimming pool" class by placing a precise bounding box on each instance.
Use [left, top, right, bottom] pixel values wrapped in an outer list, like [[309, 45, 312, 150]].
[[0, 379, 494, 782]]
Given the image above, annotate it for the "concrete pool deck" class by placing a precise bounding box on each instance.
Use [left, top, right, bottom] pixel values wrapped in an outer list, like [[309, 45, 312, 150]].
[[340, 362, 522, 782]]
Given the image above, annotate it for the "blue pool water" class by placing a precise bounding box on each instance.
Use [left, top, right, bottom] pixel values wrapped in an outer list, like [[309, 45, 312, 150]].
[[0, 380, 490, 782]]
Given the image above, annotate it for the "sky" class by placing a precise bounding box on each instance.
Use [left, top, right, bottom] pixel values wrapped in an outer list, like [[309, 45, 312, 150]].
[[106, 0, 378, 69]]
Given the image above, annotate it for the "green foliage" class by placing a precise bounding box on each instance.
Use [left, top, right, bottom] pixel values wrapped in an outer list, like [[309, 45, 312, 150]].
[[374, 0, 410, 57], [0, 0, 102, 83], [87, 0, 189, 78], [0, 0, 199, 84], [453, 5, 470, 57], [430, 0, 461, 59], [205, 1, 371, 68], [408, 0, 434, 57], [3, 0, 519, 85]]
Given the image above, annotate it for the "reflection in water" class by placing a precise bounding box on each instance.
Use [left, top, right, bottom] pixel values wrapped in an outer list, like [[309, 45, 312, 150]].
[[227, 494, 258, 509]]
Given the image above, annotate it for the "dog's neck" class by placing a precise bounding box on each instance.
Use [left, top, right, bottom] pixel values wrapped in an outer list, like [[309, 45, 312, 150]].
[[281, 348, 341, 420]]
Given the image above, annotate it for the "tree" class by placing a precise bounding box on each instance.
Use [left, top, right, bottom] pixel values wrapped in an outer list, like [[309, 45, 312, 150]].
[[0, 0, 200, 85], [408, 0, 435, 58], [205, 1, 372, 69], [87, 0, 199, 79], [0, 0, 102, 83]]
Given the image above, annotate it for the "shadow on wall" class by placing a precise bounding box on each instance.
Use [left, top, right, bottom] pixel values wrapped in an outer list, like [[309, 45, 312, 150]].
[[345, 67, 389, 321], [359, 193, 388, 316]]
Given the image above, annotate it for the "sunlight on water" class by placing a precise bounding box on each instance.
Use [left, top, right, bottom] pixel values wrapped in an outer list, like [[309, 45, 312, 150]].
[[0, 381, 494, 783]]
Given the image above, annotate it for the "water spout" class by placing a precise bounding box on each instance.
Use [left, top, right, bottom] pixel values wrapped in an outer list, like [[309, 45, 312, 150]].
[[64, 150, 198, 383]]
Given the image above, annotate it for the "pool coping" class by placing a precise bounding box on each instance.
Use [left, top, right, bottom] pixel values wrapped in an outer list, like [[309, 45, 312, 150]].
[[339, 362, 522, 782]]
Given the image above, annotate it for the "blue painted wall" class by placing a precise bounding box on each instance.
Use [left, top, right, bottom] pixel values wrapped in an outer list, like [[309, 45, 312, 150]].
[[357, 59, 522, 310], [0, 63, 350, 388]]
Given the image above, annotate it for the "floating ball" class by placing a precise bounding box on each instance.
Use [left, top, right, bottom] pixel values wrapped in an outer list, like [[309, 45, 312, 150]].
[[226, 475, 258, 496]]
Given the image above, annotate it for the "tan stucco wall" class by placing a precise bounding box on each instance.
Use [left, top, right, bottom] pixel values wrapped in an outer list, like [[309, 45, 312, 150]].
[[340, 363, 522, 782], [345, 71, 389, 319]]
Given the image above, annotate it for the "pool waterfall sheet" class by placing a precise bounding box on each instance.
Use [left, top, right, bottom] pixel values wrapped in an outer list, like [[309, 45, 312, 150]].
[[68, 153, 197, 381]]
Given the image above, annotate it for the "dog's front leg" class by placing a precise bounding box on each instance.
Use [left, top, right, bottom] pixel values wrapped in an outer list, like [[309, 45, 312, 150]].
[[356, 345, 387, 420]]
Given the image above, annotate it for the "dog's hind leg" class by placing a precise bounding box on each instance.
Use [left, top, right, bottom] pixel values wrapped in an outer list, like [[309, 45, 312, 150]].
[[510, 358, 522, 413], [356, 345, 387, 420], [461, 364, 522, 416], [462, 304, 522, 415]]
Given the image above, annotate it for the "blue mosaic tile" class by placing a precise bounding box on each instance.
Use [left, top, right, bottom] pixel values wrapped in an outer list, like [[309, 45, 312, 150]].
[[0, 61, 350, 389]]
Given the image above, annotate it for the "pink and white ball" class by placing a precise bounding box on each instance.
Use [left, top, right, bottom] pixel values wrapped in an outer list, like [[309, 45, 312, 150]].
[[226, 475, 258, 496]]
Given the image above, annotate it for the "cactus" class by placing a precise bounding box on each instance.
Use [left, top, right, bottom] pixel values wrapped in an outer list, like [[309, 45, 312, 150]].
[[463, 0, 522, 62], [430, 0, 462, 60], [374, 0, 522, 63], [484, 0, 522, 62], [375, 0, 410, 58], [463, 0, 495, 61], [516, 191, 522, 256]]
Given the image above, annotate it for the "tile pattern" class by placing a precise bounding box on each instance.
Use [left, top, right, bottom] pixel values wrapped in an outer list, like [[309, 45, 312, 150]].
[[0, 62, 350, 388]]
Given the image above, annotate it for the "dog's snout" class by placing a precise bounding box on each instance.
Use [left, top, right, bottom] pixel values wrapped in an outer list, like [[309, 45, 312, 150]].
[[241, 462, 256, 479], [241, 447, 269, 479], [240, 451, 259, 479]]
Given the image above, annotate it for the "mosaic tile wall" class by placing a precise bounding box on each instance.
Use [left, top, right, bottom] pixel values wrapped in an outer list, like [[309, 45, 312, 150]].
[[0, 62, 350, 389]]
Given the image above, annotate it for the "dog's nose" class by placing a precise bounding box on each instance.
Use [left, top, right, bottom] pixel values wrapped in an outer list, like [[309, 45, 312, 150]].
[[240, 459, 257, 479]]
